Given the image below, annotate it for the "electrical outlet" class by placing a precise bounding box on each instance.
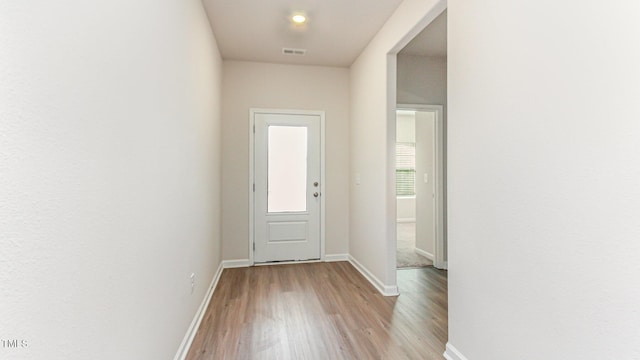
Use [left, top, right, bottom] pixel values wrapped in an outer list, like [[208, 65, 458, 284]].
[[190, 273, 195, 294]]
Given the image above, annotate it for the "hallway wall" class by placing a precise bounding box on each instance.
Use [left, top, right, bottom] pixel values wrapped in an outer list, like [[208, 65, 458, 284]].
[[0, 1, 223, 359], [448, 0, 640, 358], [414, 111, 436, 257], [349, 0, 445, 292], [221, 61, 350, 261]]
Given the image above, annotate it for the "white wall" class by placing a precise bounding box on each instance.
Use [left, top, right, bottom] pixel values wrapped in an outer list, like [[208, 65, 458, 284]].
[[350, 0, 445, 291], [448, 1, 640, 359], [415, 111, 435, 256], [0, 1, 223, 359], [397, 197, 416, 222], [221, 61, 350, 260]]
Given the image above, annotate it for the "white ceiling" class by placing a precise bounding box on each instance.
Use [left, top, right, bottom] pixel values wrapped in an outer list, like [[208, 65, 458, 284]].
[[203, 0, 404, 67], [399, 10, 447, 58]]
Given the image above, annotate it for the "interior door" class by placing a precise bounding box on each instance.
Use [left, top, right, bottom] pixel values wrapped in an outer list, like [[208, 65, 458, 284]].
[[253, 111, 321, 263]]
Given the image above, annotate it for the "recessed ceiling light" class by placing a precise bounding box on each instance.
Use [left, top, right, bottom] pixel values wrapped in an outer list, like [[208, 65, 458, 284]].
[[292, 14, 306, 24]]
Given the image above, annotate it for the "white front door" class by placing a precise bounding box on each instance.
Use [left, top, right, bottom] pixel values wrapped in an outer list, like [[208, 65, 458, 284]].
[[253, 111, 322, 263]]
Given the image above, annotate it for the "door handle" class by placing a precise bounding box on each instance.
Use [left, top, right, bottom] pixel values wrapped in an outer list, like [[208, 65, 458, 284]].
[[313, 192, 319, 197]]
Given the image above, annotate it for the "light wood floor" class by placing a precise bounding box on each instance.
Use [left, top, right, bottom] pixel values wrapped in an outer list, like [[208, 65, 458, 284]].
[[186, 262, 447, 360]]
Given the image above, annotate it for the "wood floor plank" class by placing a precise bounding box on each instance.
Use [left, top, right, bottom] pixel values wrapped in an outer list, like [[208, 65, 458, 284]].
[[185, 262, 447, 360]]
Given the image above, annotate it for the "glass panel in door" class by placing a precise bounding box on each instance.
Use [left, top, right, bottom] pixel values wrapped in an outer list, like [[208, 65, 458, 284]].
[[267, 126, 308, 213]]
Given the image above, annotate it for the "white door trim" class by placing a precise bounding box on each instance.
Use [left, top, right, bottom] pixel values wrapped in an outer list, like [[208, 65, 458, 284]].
[[397, 104, 446, 269], [248, 108, 326, 266]]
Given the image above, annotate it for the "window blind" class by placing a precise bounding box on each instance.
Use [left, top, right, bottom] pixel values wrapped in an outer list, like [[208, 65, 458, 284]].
[[396, 142, 415, 196]]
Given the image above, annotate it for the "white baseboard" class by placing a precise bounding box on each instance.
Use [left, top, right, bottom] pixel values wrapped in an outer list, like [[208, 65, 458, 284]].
[[444, 343, 468, 360], [222, 259, 250, 268], [348, 255, 399, 296], [324, 254, 349, 262], [414, 247, 435, 261], [173, 261, 224, 360], [396, 218, 416, 223]]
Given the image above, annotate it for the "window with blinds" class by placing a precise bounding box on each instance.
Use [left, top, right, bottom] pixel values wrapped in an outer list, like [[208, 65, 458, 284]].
[[396, 142, 416, 196]]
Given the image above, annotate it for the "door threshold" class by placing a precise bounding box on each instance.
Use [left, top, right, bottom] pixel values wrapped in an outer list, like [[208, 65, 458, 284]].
[[253, 259, 322, 266]]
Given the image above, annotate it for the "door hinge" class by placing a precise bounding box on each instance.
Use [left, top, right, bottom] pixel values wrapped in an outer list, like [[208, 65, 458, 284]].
[[253, 124, 255, 133], [253, 183, 255, 192], [253, 242, 255, 251]]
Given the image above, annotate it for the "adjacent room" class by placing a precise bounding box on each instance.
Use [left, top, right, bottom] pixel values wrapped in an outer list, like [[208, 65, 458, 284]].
[[395, 109, 439, 269]]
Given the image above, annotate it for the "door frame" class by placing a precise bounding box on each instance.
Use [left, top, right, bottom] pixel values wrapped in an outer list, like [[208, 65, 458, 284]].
[[248, 108, 326, 266], [396, 104, 446, 269]]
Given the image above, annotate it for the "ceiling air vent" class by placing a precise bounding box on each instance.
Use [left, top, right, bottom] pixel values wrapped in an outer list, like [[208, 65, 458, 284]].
[[282, 48, 306, 56]]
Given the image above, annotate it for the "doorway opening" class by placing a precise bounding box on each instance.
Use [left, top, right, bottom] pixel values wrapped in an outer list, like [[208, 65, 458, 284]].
[[393, 8, 448, 272], [395, 108, 443, 269], [386, 2, 448, 356]]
